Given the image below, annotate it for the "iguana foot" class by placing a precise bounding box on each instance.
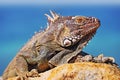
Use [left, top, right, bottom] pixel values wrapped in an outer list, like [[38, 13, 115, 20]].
[[27, 69, 40, 77], [16, 69, 40, 80], [16, 73, 28, 80]]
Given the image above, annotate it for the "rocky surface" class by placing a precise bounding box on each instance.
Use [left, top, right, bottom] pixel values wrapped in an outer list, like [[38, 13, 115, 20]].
[[7, 62, 120, 80]]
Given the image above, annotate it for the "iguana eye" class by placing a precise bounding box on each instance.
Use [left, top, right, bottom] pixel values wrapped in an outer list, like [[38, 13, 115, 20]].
[[63, 39, 72, 47], [76, 18, 83, 23]]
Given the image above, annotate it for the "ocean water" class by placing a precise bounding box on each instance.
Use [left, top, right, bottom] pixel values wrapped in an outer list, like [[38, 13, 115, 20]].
[[0, 5, 120, 75]]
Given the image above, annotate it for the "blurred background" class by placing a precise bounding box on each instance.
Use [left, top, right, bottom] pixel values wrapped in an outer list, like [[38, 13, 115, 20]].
[[0, 0, 120, 76]]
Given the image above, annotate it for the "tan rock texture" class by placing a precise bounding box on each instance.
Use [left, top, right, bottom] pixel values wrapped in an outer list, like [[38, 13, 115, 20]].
[[7, 62, 120, 80]]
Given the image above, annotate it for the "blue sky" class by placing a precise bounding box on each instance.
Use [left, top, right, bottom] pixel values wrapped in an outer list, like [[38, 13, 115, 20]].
[[0, 0, 120, 6]]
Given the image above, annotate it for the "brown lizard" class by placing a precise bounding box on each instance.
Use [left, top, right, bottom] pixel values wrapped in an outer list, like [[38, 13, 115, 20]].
[[2, 11, 100, 80]]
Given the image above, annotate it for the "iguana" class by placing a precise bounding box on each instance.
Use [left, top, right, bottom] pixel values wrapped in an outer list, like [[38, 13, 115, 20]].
[[2, 11, 100, 80]]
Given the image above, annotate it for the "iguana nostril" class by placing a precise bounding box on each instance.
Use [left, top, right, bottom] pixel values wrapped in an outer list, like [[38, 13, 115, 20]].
[[95, 18, 100, 24]]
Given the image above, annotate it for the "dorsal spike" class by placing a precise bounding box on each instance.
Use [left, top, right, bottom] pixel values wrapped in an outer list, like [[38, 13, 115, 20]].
[[44, 14, 54, 22], [50, 10, 59, 19], [45, 11, 60, 23]]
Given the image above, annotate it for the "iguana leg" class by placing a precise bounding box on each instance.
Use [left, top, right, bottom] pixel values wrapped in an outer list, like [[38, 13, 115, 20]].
[[2, 58, 17, 80], [2, 55, 29, 80], [14, 56, 29, 80], [26, 46, 56, 72], [48, 50, 73, 66], [13, 47, 53, 79], [48, 42, 87, 66], [48, 40, 92, 67], [35, 46, 54, 72]]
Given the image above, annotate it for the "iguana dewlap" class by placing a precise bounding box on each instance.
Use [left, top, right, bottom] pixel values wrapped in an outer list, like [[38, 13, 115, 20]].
[[2, 11, 100, 80]]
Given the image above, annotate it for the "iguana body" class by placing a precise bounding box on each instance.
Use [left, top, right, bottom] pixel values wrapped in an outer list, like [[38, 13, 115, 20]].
[[2, 11, 100, 80]]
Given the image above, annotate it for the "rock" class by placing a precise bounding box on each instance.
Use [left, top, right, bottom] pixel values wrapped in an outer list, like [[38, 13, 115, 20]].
[[7, 62, 120, 80]]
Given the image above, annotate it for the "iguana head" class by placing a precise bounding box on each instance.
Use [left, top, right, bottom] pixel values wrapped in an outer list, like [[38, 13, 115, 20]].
[[45, 11, 100, 48]]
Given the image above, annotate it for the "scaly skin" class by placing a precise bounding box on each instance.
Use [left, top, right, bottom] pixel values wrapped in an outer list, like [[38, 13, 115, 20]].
[[2, 11, 100, 80]]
